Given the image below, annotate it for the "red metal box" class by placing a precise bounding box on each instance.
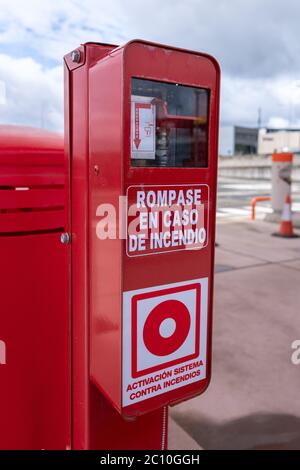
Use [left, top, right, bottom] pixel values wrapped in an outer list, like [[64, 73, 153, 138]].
[[87, 40, 220, 417], [65, 40, 220, 420]]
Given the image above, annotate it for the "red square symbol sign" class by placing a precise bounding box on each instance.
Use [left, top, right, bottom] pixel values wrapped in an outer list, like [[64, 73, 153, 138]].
[[122, 278, 208, 408], [131, 283, 201, 377]]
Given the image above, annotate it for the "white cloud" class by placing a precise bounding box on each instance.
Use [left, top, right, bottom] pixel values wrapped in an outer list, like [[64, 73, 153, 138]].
[[0, 53, 63, 130], [221, 74, 300, 129], [0, 0, 126, 61], [0, 80, 6, 105], [267, 117, 289, 128], [1, 0, 300, 130], [2, 0, 300, 76]]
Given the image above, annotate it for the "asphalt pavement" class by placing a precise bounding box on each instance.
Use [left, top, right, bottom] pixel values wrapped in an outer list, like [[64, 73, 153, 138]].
[[169, 178, 300, 450], [217, 176, 300, 223]]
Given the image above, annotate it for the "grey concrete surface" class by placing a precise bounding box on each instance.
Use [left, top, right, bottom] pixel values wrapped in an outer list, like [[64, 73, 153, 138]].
[[215, 246, 265, 270], [216, 220, 300, 262], [281, 259, 300, 271], [168, 417, 202, 450], [171, 220, 300, 450]]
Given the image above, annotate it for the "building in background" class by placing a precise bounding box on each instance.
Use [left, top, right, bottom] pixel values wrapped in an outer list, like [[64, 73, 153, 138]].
[[219, 126, 258, 156], [258, 128, 300, 155]]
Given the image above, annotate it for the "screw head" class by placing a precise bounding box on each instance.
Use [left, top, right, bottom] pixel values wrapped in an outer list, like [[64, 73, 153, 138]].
[[60, 232, 71, 245], [70, 50, 81, 63]]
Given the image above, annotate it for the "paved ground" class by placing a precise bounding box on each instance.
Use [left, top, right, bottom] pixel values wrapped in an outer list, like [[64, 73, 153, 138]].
[[217, 176, 300, 222], [170, 218, 300, 449], [168, 417, 202, 450]]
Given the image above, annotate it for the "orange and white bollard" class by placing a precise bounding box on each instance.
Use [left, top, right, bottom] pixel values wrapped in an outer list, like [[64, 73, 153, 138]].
[[265, 152, 293, 224], [271, 152, 293, 214], [272, 194, 299, 238]]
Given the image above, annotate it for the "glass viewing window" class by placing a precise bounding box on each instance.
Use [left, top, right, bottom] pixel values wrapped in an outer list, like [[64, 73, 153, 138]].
[[130, 78, 210, 168]]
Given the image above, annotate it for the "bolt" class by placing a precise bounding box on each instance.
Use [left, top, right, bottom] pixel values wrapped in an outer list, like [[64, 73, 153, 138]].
[[60, 232, 71, 245], [70, 50, 81, 63], [94, 165, 100, 176]]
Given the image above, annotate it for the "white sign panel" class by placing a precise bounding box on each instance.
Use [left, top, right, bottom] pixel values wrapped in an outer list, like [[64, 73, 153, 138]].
[[131, 95, 156, 160], [122, 278, 208, 407]]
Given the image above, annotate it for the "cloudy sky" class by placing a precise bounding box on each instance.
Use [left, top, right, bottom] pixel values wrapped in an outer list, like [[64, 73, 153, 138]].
[[1, 0, 300, 132]]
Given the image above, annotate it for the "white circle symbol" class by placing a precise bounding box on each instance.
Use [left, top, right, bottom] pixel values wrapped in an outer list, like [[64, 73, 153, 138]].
[[159, 318, 176, 339]]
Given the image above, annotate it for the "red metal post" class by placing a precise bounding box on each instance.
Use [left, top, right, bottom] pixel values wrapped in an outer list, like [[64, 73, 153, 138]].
[[64, 39, 220, 447], [64, 43, 167, 449]]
